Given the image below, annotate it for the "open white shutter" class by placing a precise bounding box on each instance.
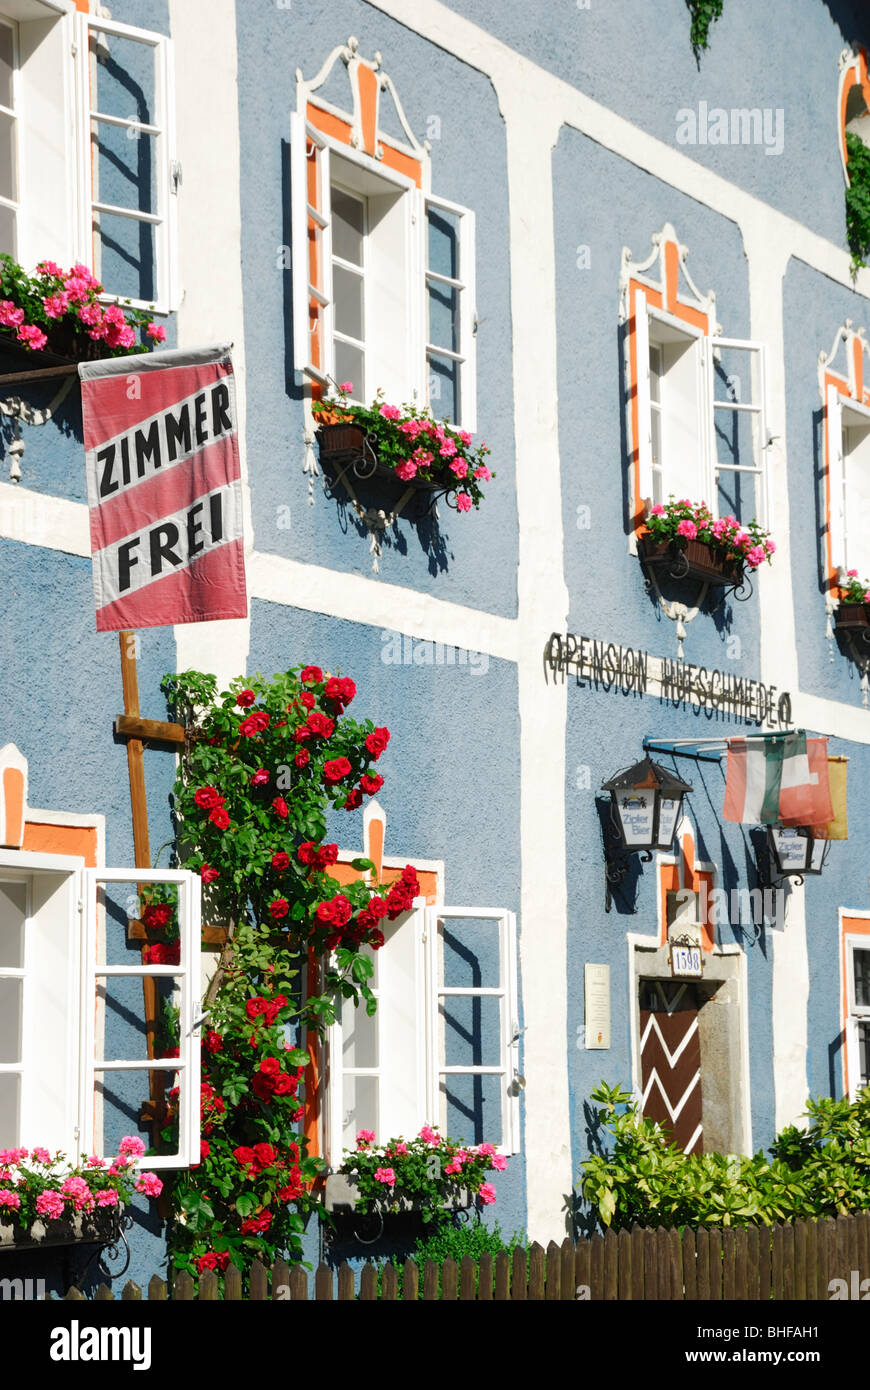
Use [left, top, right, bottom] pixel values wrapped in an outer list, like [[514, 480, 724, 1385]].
[[706, 337, 770, 527], [81, 868, 201, 1170], [826, 383, 846, 576], [424, 194, 476, 431], [424, 907, 519, 1154], [633, 289, 653, 507], [290, 110, 331, 382]]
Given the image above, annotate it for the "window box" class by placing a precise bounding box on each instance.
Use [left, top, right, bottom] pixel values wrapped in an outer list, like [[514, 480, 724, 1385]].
[[834, 602, 870, 636], [323, 1172, 472, 1216], [0, 1206, 127, 1255], [639, 533, 744, 587], [317, 422, 445, 495]]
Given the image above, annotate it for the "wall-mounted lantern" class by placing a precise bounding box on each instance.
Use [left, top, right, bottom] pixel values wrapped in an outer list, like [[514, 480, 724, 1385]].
[[764, 825, 829, 885], [600, 756, 693, 910]]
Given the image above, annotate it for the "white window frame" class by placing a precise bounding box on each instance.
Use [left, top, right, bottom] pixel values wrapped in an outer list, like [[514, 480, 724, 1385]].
[[81, 867, 201, 1170], [634, 292, 769, 527], [424, 192, 477, 432], [74, 10, 177, 313], [706, 336, 770, 530], [0, 847, 85, 1156], [330, 178, 368, 405], [424, 906, 520, 1156], [0, 11, 20, 258], [291, 111, 477, 429], [845, 933, 870, 1099], [832, 393, 870, 580], [324, 897, 519, 1164]]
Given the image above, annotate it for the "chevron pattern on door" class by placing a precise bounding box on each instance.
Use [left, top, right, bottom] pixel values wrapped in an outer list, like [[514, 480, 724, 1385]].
[[639, 980, 702, 1154]]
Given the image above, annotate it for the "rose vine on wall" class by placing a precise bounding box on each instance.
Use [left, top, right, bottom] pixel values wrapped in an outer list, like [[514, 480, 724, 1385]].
[[686, 0, 724, 59], [157, 665, 417, 1282]]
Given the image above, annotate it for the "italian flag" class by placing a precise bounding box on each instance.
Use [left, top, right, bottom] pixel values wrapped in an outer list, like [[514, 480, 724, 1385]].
[[723, 734, 833, 826]]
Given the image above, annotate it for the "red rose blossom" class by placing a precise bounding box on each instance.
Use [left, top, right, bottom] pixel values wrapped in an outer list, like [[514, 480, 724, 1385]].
[[323, 757, 352, 784], [209, 806, 231, 830], [236, 688, 256, 707], [239, 711, 270, 737], [344, 788, 363, 810], [271, 796, 289, 818], [269, 898, 289, 920], [259, 1057, 281, 1075], [300, 666, 323, 683], [365, 727, 390, 760], [141, 903, 171, 930], [294, 749, 310, 769], [306, 711, 335, 739], [200, 863, 220, 884], [194, 785, 223, 810], [271, 851, 290, 871], [360, 773, 384, 796], [240, 1213, 272, 1235], [300, 691, 316, 710]]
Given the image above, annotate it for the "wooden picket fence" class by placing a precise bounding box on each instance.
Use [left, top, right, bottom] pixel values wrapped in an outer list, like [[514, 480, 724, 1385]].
[[50, 1211, 870, 1300]]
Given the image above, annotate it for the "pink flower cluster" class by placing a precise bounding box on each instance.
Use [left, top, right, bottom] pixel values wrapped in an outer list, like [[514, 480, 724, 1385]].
[[0, 258, 166, 356], [646, 499, 775, 571]]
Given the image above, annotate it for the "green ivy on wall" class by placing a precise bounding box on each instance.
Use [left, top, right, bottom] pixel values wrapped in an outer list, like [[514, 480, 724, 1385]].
[[686, 0, 724, 59], [845, 132, 870, 273]]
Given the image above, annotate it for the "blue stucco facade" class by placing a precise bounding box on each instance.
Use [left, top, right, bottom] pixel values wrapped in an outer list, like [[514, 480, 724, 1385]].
[[1, 0, 870, 1297]]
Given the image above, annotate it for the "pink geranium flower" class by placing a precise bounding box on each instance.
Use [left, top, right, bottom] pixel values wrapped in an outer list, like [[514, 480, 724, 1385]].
[[395, 459, 418, 480], [146, 321, 166, 342], [135, 1172, 163, 1198], [474, 466, 491, 482], [16, 324, 47, 351], [456, 493, 472, 512], [449, 459, 468, 478], [0, 1189, 21, 1209], [491, 1153, 508, 1171], [30, 1147, 51, 1164], [676, 519, 697, 539], [374, 1167, 396, 1186], [356, 1129, 375, 1147], [42, 292, 69, 318], [96, 1189, 119, 1206], [339, 381, 353, 393], [478, 1182, 497, 1205], [379, 403, 401, 421], [419, 1126, 440, 1145], [35, 1190, 64, 1220], [118, 1135, 146, 1158]]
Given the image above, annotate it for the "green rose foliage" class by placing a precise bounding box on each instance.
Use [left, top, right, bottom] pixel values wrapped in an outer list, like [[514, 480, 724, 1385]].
[[686, 0, 724, 58], [846, 132, 870, 275], [159, 666, 403, 1283], [580, 1082, 870, 1231]]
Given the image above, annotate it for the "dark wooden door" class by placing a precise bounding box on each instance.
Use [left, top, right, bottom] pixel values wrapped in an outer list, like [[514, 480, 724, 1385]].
[[639, 980, 702, 1154]]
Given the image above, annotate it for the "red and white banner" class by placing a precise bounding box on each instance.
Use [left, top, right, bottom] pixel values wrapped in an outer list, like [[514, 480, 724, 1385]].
[[79, 344, 247, 632]]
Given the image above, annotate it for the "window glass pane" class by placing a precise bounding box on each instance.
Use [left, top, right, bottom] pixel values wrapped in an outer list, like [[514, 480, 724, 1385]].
[[0, 24, 14, 111], [94, 1065, 176, 1158], [860, 1021, 870, 1089], [92, 210, 156, 302], [716, 468, 759, 528], [844, 423, 870, 576], [0, 1072, 19, 1148], [333, 264, 364, 342], [96, 975, 183, 1062], [428, 351, 459, 425], [440, 917, 501, 990], [341, 1073, 378, 1149], [0, 977, 22, 1063], [0, 110, 15, 202], [439, 1072, 502, 1146], [331, 186, 364, 266], [92, 120, 157, 217], [341, 996, 378, 1069], [854, 948, 870, 1009], [428, 206, 459, 280], [91, 31, 157, 126], [0, 881, 25, 968], [334, 340, 364, 401], [714, 405, 758, 480], [0, 200, 15, 257], [428, 279, 459, 354], [649, 345, 662, 404], [440, 995, 502, 1068]]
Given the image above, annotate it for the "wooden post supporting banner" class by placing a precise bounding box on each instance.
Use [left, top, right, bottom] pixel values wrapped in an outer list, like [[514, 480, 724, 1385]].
[[118, 630, 167, 1141]]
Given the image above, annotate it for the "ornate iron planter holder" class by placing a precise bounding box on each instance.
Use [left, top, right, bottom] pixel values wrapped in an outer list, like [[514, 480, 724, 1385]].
[[316, 422, 459, 572], [638, 534, 750, 597], [0, 1207, 133, 1281], [834, 602, 870, 644]]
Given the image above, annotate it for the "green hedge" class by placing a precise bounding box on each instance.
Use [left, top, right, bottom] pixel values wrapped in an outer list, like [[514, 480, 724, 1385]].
[[580, 1082, 870, 1230]]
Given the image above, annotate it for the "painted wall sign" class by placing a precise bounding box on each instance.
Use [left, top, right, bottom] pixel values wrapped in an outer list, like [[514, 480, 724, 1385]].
[[545, 632, 792, 728], [584, 963, 611, 1049]]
